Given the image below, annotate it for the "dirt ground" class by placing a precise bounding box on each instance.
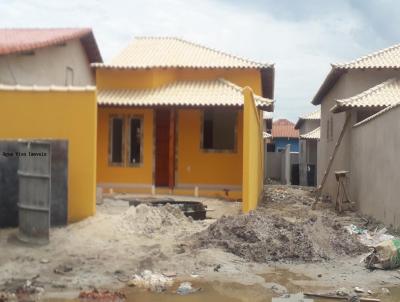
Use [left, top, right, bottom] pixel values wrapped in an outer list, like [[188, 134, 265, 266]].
[[1, 186, 400, 300]]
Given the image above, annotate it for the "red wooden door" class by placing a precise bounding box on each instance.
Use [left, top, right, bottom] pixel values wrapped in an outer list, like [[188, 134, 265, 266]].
[[155, 109, 171, 187]]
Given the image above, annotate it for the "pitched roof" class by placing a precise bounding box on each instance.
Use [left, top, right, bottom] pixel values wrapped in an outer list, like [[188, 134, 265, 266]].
[[331, 78, 400, 113], [0, 84, 95, 92], [312, 43, 400, 105], [300, 127, 320, 140], [272, 119, 299, 138], [92, 37, 271, 69], [294, 108, 320, 129], [97, 78, 273, 110], [333, 44, 400, 69], [0, 28, 102, 63]]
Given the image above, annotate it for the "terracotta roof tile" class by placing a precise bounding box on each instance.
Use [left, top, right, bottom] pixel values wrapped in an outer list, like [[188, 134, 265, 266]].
[[92, 37, 271, 69], [272, 119, 299, 138], [0, 28, 102, 63], [97, 78, 273, 109]]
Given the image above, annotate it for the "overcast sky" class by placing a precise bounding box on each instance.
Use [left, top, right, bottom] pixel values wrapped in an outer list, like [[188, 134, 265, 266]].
[[1, 0, 399, 121]]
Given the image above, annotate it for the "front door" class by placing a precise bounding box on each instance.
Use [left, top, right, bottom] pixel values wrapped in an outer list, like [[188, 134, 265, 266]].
[[155, 109, 175, 187]]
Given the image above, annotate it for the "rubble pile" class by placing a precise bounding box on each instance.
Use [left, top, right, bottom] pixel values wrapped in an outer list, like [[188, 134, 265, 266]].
[[196, 210, 317, 262], [195, 185, 368, 263], [117, 203, 193, 236], [264, 185, 314, 205]]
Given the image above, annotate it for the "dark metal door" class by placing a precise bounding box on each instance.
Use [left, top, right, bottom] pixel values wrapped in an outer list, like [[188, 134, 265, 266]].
[[0, 142, 19, 227], [307, 164, 316, 187], [291, 164, 300, 186]]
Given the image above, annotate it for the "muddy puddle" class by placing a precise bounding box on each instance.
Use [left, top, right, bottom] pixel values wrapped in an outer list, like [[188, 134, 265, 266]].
[[41, 268, 400, 302], [43, 279, 400, 302]]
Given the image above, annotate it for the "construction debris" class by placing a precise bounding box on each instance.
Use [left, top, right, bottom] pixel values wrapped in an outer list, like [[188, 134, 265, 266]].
[[345, 225, 395, 247], [78, 289, 126, 301], [176, 282, 200, 295], [304, 292, 380, 302], [0, 292, 16, 302], [195, 205, 367, 262], [117, 204, 194, 237], [365, 239, 400, 269], [127, 270, 174, 292]]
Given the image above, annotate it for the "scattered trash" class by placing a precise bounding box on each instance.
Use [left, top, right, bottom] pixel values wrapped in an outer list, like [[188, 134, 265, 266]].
[[272, 293, 313, 301], [127, 270, 174, 292], [348, 295, 361, 302], [176, 282, 200, 295], [14, 280, 44, 302], [336, 288, 350, 296], [304, 292, 381, 302], [39, 259, 49, 264], [162, 271, 177, 278], [381, 288, 390, 295], [365, 239, 400, 269], [213, 264, 221, 272], [345, 225, 394, 247], [0, 292, 17, 302], [52, 283, 67, 289], [354, 287, 364, 293], [54, 264, 73, 275], [78, 289, 126, 301]]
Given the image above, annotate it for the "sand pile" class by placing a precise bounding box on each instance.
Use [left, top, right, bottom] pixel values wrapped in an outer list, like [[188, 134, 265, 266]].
[[195, 208, 367, 263], [117, 203, 193, 237]]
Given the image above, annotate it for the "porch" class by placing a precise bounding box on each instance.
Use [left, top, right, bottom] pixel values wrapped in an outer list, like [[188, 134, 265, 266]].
[[95, 78, 272, 210], [97, 106, 244, 200]]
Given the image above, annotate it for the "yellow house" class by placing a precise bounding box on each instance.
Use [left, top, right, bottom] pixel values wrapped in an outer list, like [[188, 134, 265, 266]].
[[0, 28, 102, 224], [93, 37, 274, 211]]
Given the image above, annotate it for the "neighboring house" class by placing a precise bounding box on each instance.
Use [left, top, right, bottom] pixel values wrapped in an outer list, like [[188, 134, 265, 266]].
[[271, 119, 299, 152], [312, 43, 400, 227], [0, 28, 102, 225], [0, 28, 101, 85], [295, 109, 320, 186], [93, 37, 274, 211]]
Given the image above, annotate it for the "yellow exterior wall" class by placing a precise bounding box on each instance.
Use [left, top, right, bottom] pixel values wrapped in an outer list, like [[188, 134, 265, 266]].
[[96, 68, 262, 95], [96, 107, 243, 197], [97, 107, 154, 186], [176, 109, 243, 186], [0, 90, 97, 222], [96, 67, 263, 201], [242, 87, 264, 212]]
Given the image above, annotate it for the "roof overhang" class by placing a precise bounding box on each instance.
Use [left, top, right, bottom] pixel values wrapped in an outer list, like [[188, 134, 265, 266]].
[[97, 78, 274, 111], [331, 103, 386, 114], [299, 127, 320, 140], [311, 67, 346, 105], [0, 28, 102, 63], [294, 118, 303, 130]]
